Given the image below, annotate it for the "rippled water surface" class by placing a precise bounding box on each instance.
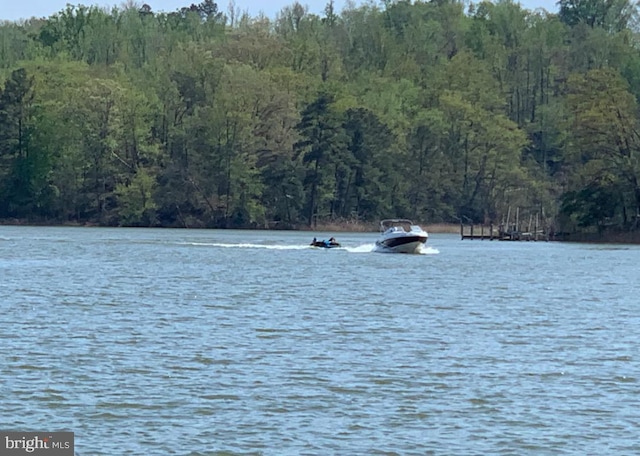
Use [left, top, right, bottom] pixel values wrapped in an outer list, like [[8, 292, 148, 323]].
[[1, 226, 640, 455]]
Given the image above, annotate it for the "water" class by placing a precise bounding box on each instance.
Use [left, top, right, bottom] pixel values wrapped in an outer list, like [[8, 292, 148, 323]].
[[1, 226, 639, 455]]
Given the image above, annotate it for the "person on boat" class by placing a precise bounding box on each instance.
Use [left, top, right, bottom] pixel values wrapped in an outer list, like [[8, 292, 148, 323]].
[[311, 236, 338, 247]]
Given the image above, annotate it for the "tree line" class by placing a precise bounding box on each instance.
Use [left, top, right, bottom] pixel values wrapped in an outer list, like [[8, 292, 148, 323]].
[[1, 0, 640, 235]]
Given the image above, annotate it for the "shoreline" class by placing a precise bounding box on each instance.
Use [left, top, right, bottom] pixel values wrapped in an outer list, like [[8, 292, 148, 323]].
[[3, 220, 640, 243], [0, 219, 461, 234]]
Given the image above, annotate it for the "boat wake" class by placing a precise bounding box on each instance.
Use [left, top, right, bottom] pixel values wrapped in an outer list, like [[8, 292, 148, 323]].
[[373, 244, 439, 255], [345, 243, 439, 254], [188, 241, 439, 254], [189, 242, 310, 250], [344, 243, 376, 253]]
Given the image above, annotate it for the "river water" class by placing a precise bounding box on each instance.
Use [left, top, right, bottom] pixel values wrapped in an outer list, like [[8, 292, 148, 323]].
[[1, 226, 639, 455]]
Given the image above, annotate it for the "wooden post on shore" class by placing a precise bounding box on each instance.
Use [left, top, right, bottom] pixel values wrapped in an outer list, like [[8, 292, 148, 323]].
[[490, 223, 494, 240], [460, 222, 463, 240]]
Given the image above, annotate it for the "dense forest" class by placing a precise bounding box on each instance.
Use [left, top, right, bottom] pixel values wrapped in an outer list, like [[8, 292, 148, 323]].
[[1, 0, 640, 235]]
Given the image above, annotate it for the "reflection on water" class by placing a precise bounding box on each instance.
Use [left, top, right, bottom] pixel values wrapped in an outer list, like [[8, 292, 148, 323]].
[[1, 226, 639, 455]]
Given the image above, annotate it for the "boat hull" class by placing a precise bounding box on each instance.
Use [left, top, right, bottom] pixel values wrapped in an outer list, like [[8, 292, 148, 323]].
[[375, 235, 427, 254], [375, 219, 429, 254]]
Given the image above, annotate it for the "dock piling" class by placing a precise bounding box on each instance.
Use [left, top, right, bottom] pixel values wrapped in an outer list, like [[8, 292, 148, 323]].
[[461, 208, 547, 241]]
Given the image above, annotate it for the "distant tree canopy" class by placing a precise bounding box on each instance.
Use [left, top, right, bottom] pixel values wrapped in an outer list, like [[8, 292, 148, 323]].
[[1, 0, 640, 235]]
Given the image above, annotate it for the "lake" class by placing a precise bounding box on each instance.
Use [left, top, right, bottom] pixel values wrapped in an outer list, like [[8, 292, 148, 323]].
[[1, 226, 639, 455]]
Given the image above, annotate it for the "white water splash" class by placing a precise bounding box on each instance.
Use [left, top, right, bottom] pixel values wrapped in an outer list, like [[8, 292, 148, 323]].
[[190, 242, 310, 250], [345, 243, 376, 253], [188, 241, 439, 254], [372, 244, 440, 255]]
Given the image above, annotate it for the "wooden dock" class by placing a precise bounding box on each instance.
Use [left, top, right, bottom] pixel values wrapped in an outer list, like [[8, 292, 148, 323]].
[[460, 209, 548, 241], [461, 224, 547, 241], [461, 223, 498, 240]]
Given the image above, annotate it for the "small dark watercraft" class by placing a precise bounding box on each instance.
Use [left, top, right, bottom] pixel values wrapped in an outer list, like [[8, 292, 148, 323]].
[[310, 237, 341, 248]]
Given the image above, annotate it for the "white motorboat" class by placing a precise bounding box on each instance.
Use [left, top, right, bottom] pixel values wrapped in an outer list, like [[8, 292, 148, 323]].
[[375, 219, 428, 254]]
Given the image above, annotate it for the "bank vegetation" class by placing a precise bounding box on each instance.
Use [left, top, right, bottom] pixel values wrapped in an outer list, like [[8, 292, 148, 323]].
[[2, 0, 640, 240]]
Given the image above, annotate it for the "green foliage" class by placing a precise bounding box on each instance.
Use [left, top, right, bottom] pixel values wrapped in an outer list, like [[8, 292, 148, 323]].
[[559, 68, 640, 232], [558, 0, 636, 32], [0, 68, 37, 217], [343, 107, 398, 220], [115, 167, 157, 226], [560, 179, 620, 229], [295, 91, 349, 225], [0, 0, 639, 234]]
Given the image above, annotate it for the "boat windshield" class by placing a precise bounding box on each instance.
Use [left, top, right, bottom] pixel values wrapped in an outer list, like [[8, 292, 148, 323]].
[[380, 219, 413, 232]]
